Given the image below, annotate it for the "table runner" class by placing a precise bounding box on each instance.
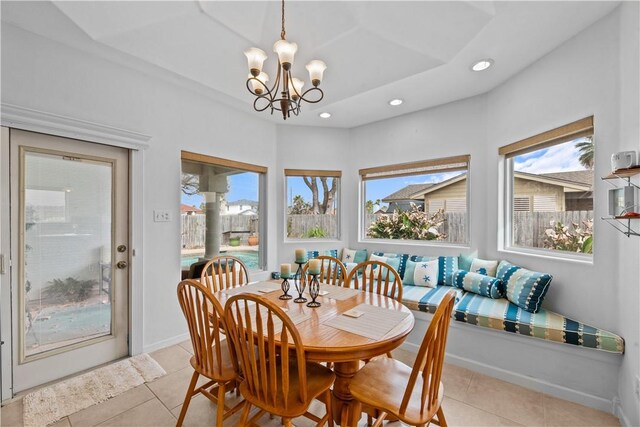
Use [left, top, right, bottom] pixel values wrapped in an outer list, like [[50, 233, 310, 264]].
[[324, 303, 410, 340], [221, 281, 281, 296], [317, 284, 361, 301]]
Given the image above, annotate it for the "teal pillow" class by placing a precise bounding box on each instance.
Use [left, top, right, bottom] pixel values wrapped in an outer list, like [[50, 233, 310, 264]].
[[354, 249, 368, 264], [437, 256, 458, 286], [368, 254, 401, 278], [452, 269, 504, 299], [496, 260, 552, 313], [458, 251, 477, 271], [403, 260, 417, 285]]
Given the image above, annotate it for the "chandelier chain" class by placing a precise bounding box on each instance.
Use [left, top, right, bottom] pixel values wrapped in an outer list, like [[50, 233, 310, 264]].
[[280, 0, 286, 39]]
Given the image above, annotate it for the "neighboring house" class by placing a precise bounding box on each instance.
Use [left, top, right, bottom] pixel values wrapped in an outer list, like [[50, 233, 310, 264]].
[[180, 204, 203, 215], [224, 199, 259, 215], [382, 170, 593, 214], [380, 184, 429, 213]]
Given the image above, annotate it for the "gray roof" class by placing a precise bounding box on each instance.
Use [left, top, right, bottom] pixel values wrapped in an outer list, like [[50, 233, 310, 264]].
[[381, 184, 434, 202], [540, 170, 593, 187]]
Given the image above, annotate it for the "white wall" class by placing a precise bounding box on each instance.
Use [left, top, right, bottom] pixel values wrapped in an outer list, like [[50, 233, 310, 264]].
[[1, 24, 279, 351], [615, 2, 640, 425]]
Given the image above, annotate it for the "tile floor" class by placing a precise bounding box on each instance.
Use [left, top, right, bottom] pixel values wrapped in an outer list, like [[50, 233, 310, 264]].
[[1, 343, 620, 427]]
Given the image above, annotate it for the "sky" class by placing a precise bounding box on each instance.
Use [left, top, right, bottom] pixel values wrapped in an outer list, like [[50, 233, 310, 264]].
[[181, 137, 589, 208]]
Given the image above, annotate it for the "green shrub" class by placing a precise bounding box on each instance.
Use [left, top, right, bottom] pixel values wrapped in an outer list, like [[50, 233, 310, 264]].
[[45, 277, 97, 302], [367, 205, 446, 240], [543, 219, 593, 254], [306, 226, 327, 238]]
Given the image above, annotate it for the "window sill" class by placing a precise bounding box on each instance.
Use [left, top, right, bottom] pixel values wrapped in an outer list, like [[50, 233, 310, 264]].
[[359, 238, 470, 250], [499, 247, 593, 265]]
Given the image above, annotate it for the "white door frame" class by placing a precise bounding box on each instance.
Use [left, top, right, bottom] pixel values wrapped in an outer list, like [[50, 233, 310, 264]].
[[0, 103, 150, 400]]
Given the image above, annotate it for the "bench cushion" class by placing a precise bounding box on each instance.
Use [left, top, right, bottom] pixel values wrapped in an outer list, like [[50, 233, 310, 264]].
[[454, 293, 624, 354], [402, 285, 464, 314]]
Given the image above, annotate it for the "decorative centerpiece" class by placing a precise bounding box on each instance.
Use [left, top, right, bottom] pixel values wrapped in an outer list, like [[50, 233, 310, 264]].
[[293, 248, 308, 303], [306, 258, 322, 308], [279, 263, 292, 300]]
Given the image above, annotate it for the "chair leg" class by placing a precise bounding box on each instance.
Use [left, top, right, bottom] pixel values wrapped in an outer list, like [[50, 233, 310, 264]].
[[239, 402, 251, 426], [325, 389, 333, 427], [436, 406, 448, 427], [215, 383, 226, 427], [367, 414, 373, 426], [283, 418, 293, 427], [176, 371, 200, 427]]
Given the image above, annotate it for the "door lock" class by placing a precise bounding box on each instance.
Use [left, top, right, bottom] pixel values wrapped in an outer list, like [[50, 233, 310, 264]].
[[117, 245, 127, 253], [116, 261, 128, 269]]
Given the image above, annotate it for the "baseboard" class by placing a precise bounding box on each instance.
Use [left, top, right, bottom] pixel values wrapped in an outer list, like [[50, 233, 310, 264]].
[[614, 398, 634, 427], [400, 340, 616, 414], [142, 332, 190, 354]]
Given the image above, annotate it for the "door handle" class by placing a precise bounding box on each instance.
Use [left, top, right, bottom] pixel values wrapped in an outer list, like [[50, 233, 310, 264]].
[[116, 261, 128, 269]]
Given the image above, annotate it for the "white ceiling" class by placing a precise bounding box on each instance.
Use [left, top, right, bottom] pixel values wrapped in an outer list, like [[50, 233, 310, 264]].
[[1, 1, 620, 128]]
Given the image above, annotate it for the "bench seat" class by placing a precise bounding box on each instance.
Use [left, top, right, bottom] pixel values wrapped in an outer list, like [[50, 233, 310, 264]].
[[453, 292, 624, 354], [401, 285, 464, 314]]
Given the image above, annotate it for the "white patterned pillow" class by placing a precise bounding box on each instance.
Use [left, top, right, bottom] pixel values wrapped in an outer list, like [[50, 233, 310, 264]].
[[342, 248, 357, 263], [413, 259, 439, 288], [470, 258, 498, 277]]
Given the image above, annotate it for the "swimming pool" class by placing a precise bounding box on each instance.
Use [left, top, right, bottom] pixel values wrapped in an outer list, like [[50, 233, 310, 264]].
[[181, 250, 260, 270]]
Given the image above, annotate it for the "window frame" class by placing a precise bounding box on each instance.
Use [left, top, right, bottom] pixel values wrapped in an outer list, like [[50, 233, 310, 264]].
[[283, 169, 342, 242], [180, 151, 268, 272], [500, 117, 595, 262], [358, 155, 471, 247]]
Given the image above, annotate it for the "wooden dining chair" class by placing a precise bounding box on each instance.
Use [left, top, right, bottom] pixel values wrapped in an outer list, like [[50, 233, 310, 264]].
[[345, 260, 403, 302], [349, 291, 456, 427], [200, 255, 249, 293], [223, 294, 335, 427], [301, 255, 348, 287], [176, 279, 245, 427]]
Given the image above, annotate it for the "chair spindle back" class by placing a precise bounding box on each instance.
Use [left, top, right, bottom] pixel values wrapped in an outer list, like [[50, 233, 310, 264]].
[[201, 255, 249, 293], [301, 255, 348, 287], [346, 260, 403, 301]]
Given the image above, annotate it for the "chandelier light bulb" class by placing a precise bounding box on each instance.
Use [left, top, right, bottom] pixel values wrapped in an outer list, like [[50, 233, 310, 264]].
[[288, 78, 304, 100], [273, 39, 298, 69], [306, 60, 327, 87], [244, 47, 268, 76], [248, 72, 269, 94]]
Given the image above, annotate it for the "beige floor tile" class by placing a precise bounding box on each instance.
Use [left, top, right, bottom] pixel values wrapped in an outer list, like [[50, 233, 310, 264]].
[[147, 366, 208, 410], [178, 340, 194, 355], [68, 385, 155, 427], [1, 399, 24, 427], [463, 373, 544, 426], [149, 344, 192, 373], [440, 397, 523, 426], [170, 391, 247, 427], [543, 395, 620, 426], [51, 417, 71, 427], [441, 363, 474, 401], [97, 399, 175, 426]]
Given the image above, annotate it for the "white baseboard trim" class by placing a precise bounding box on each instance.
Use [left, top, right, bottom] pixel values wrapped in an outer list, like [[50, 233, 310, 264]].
[[142, 333, 190, 354], [400, 341, 616, 415], [614, 398, 634, 427]]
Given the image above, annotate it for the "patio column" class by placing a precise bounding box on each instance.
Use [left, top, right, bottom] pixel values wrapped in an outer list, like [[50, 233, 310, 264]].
[[202, 174, 229, 260]]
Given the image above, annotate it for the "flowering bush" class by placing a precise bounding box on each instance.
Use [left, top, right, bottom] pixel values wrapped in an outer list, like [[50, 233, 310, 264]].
[[543, 219, 593, 254], [367, 204, 446, 240]]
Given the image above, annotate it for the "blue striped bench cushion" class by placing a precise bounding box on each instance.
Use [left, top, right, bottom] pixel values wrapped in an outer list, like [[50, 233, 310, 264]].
[[454, 293, 624, 354], [402, 285, 464, 314]]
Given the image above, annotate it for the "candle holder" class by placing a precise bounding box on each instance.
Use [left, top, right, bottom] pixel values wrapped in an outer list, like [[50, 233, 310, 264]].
[[279, 276, 292, 300], [306, 273, 321, 308], [293, 261, 307, 303]]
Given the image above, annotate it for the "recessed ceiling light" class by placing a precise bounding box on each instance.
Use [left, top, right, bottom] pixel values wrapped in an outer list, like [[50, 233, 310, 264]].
[[471, 59, 494, 72], [319, 112, 331, 119], [388, 98, 403, 106]]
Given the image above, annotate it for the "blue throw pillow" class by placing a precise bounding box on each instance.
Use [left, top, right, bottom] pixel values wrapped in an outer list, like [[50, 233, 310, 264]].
[[458, 251, 477, 271], [452, 269, 504, 299], [437, 256, 458, 286], [373, 252, 409, 277], [368, 254, 401, 278], [496, 260, 552, 313], [307, 249, 339, 260], [403, 260, 418, 285]]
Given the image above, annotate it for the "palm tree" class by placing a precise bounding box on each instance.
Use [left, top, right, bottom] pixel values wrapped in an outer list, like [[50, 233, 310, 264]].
[[575, 137, 594, 169]]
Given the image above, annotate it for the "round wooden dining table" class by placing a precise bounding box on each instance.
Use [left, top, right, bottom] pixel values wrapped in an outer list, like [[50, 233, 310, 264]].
[[213, 281, 415, 427]]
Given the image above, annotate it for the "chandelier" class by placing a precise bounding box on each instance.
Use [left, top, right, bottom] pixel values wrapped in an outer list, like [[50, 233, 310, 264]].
[[244, 0, 327, 120]]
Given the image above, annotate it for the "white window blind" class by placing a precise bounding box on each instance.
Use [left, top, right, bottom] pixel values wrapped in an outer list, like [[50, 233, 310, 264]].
[[533, 195, 557, 212], [514, 196, 531, 212]]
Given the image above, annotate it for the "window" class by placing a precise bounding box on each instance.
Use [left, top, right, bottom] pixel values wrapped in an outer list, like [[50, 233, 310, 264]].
[[360, 155, 470, 244], [500, 116, 594, 256], [180, 151, 267, 273], [285, 169, 341, 240]]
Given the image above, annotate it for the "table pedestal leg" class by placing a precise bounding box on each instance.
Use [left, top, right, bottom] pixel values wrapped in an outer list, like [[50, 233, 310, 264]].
[[331, 361, 361, 427]]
